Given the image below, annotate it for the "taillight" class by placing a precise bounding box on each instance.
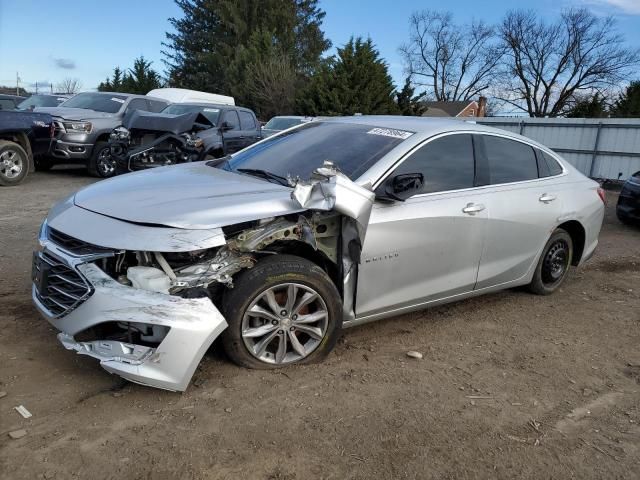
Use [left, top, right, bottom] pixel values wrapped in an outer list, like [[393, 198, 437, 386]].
[[49, 122, 55, 138], [597, 187, 606, 205]]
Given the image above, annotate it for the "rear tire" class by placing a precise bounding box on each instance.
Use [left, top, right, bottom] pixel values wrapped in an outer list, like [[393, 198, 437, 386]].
[[527, 229, 573, 295], [221, 255, 342, 369], [0, 140, 29, 186], [87, 141, 116, 178]]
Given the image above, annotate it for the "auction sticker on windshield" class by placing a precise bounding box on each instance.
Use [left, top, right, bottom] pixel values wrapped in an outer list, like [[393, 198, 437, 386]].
[[111, 97, 126, 103], [367, 127, 414, 140], [204, 108, 220, 113]]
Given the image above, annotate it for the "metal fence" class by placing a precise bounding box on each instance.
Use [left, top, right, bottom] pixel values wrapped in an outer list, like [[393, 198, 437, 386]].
[[467, 117, 640, 181]]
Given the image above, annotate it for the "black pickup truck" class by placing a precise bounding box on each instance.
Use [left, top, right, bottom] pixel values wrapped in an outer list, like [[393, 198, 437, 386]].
[[0, 110, 54, 186]]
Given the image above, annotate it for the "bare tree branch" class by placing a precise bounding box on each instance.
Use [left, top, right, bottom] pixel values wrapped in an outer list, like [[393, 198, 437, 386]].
[[498, 8, 639, 117], [399, 10, 503, 101], [56, 78, 82, 94]]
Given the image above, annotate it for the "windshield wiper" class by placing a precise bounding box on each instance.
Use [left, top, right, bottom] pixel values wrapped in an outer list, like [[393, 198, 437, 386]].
[[236, 168, 290, 186]]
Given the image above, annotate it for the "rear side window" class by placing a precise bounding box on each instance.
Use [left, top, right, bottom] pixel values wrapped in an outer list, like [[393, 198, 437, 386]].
[[392, 134, 475, 194], [223, 110, 240, 130], [239, 111, 256, 130], [483, 136, 538, 184], [542, 151, 563, 176]]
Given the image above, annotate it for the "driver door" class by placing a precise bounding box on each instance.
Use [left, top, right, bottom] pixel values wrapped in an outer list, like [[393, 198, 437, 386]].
[[355, 133, 488, 318]]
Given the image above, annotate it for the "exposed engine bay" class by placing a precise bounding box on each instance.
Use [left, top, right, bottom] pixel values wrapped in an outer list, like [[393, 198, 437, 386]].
[[109, 110, 214, 173]]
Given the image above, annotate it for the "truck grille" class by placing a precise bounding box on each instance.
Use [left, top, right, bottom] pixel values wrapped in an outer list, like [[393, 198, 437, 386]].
[[32, 252, 92, 317], [48, 227, 113, 256]]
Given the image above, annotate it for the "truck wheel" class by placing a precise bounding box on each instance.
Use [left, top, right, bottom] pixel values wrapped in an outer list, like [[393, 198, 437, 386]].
[[221, 255, 343, 369], [0, 140, 29, 186], [88, 142, 116, 178]]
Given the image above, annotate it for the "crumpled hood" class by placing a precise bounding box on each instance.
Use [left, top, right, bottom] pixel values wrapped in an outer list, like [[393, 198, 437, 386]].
[[74, 162, 303, 229], [34, 107, 116, 120]]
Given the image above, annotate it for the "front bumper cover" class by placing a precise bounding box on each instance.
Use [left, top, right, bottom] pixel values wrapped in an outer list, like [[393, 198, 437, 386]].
[[33, 257, 227, 391]]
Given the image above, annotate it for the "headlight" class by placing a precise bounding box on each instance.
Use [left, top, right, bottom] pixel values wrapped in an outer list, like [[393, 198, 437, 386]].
[[63, 121, 92, 133], [110, 126, 130, 141], [37, 219, 48, 250]]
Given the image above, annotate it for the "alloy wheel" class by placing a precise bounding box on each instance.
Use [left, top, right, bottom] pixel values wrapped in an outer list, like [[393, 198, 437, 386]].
[[0, 149, 23, 179], [96, 147, 116, 177], [241, 283, 329, 365]]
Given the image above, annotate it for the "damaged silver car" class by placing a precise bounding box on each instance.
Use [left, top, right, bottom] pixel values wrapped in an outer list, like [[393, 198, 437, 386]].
[[32, 117, 605, 391]]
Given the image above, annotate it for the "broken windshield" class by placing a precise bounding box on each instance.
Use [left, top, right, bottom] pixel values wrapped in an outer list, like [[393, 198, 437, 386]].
[[223, 122, 410, 181]]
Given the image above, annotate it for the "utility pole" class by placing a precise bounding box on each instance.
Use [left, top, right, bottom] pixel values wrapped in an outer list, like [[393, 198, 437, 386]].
[[16, 72, 19, 96], [35, 81, 38, 94]]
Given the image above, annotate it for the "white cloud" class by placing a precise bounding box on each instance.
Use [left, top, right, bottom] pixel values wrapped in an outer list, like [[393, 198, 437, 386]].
[[589, 0, 640, 14]]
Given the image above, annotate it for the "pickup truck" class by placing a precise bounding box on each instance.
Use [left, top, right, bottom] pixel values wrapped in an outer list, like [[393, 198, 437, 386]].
[[36, 92, 168, 177], [0, 110, 54, 186]]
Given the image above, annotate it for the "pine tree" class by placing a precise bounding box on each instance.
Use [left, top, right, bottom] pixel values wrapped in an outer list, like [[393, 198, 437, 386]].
[[396, 77, 426, 116], [299, 37, 399, 116], [612, 81, 640, 118], [566, 93, 608, 118]]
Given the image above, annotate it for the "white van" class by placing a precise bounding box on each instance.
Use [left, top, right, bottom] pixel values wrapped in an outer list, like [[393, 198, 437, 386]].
[[147, 88, 235, 106]]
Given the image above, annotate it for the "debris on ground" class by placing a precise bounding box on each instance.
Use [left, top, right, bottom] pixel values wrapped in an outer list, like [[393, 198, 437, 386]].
[[8, 429, 27, 439], [14, 405, 32, 418], [406, 351, 423, 359]]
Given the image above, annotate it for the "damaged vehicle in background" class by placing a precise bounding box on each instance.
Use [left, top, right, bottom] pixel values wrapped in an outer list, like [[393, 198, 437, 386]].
[[110, 103, 261, 173], [32, 117, 605, 391]]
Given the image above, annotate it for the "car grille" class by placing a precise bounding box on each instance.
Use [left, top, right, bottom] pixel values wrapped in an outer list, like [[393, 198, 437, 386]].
[[48, 227, 113, 256], [33, 252, 92, 317]]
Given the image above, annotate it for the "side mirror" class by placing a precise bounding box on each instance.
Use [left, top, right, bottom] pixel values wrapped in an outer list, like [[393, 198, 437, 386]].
[[220, 121, 232, 131], [384, 173, 424, 201]]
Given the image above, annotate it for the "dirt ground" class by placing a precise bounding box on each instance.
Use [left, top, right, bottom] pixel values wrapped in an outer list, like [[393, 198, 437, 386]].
[[1, 168, 639, 480]]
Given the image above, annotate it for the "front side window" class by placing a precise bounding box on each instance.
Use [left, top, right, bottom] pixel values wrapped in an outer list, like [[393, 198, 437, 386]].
[[224, 122, 408, 181], [126, 99, 148, 113], [391, 134, 475, 194], [223, 111, 240, 130], [483, 135, 538, 184]]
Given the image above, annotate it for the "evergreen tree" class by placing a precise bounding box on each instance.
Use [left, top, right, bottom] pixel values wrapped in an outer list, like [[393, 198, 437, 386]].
[[163, 0, 330, 105], [299, 37, 399, 116], [396, 77, 426, 116], [566, 93, 608, 118], [612, 81, 640, 117], [98, 58, 162, 94]]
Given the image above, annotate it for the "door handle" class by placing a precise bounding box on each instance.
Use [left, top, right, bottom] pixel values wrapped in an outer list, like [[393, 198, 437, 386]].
[[462, 203, 485, 215], [539, 193, 556, 203]]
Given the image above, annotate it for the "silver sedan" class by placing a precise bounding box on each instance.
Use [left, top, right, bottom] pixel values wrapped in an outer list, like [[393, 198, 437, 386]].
[[32, 117, 605, 391]]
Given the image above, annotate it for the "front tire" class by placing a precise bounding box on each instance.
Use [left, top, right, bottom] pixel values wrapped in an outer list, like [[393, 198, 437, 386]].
[[221, 255, 342, 369], [527, 228, 573, 295], [87, 141, 116, 178], [0, 140, 29, 186]]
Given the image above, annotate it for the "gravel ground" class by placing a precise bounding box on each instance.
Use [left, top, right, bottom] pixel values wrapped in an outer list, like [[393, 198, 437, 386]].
[[1, 169, 639, 480]]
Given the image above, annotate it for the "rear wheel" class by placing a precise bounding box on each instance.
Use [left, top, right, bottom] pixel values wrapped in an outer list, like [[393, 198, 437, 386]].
[[527, 229, 573, 295], [221, 255, 342, 369], [0, 140, 29, 186], [87, 141, 116, 178]]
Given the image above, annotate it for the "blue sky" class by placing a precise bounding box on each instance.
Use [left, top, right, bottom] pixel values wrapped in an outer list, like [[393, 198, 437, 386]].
[[0, 0, 638, 93]]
